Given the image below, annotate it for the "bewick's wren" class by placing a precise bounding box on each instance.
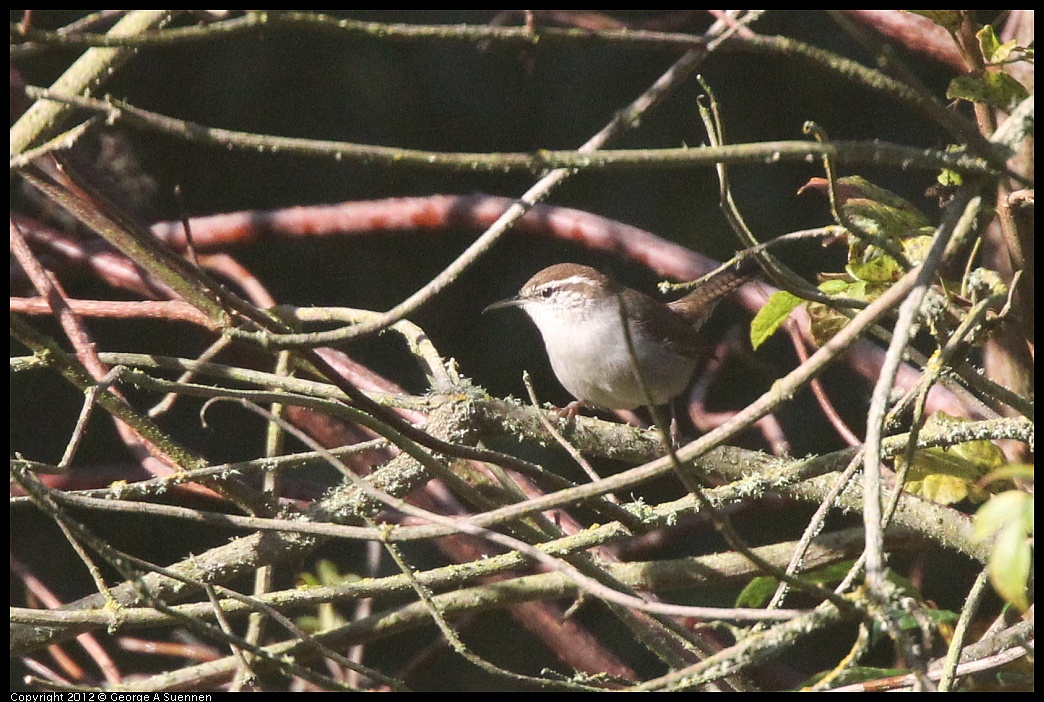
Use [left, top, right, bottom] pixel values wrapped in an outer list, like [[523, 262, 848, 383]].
[[485, 261, 756, 410]]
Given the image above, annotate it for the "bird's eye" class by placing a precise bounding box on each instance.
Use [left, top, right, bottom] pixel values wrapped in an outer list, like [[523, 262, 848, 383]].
[[541, 287, 554, 298]]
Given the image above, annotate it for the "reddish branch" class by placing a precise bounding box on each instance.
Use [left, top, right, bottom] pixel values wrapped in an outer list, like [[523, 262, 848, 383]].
[[16, 194, 991, 437], [146, 194, 985, 422]]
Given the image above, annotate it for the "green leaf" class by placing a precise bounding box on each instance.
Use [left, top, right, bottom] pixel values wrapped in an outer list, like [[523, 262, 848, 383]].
[[945, 434, 1007, 469], [901, 234, 936, 267], [972, 490, 1031, 541], [973, 490, 1033, 611], [846, 253, 904, 283], [980, 462, 1035, 486], [735, 561, 858, 608], [977, 25, 1019, 64], [842, 196, 930, 241], [977, 25, 1002, 61], [904, 473, 979, 505], [834, 176, 931, 238], [989, 517, 1031, 611], [895, 605, 960, 632], [750, 290, 802, 349], [296, 559, 360, 588], [827, 177, 932, 276], [807, 302, 849, 347], [818, 279, 851, 295], [937, 167, 963, 188], [735, 575, 778, 608], [905, 11, 964, 32], [947, 72, 1030, 113], [806, 280, 884, 346], [833, 176, 925, 213], [898, 435, 1004, 505]]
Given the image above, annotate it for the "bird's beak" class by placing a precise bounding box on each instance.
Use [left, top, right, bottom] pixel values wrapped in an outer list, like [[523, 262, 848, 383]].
[[483, 296, 526, 314]]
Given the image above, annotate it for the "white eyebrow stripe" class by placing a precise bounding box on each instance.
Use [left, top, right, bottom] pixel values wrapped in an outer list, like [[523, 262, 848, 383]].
[[549, 275, 592, 288]]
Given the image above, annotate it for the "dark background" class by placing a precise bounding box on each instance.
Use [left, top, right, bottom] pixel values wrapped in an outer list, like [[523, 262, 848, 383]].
[[11, 11, 971, 462], [11, 11, 1005, 690]]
